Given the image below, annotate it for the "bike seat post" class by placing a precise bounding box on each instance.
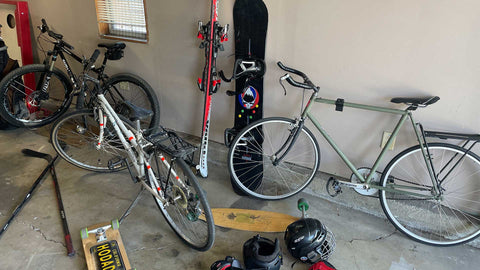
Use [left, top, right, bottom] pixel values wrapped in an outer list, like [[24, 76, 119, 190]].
[[135, 119, 141, 136]]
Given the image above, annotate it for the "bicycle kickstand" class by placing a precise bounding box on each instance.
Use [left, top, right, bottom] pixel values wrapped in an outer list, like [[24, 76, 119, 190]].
[[119, 185, 145, 224]]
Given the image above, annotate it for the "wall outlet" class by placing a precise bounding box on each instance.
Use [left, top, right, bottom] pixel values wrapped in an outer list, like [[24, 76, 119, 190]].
[[381, 131, 395, 150]]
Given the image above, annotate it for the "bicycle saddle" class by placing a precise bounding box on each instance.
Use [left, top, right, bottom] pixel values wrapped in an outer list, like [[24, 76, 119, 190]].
[[117, 101, 153, 122], [390, 96, 440, 110], [97, 42, 126, 50]]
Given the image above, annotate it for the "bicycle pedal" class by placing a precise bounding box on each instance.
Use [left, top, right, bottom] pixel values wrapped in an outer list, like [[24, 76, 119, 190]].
[[326, 177, 342, 197], [108, 157, 124, 170]]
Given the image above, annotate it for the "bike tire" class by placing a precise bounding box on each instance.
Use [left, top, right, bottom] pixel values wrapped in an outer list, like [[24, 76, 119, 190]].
[[0, 64, 73, 128], [150, 155, 214, 251], [379, 142, 480, 246], [228, 117, 320, 200], [102, 73, 160, 134], [51, 109, 135, 172]]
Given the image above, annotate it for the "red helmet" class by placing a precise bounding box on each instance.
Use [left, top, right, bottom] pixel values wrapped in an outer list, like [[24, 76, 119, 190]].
[[210, 256, 243, 270], [309, 261, 337, 270]]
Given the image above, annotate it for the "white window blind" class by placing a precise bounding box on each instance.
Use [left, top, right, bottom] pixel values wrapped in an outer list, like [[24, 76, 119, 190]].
[[95, 0, 148, 41]]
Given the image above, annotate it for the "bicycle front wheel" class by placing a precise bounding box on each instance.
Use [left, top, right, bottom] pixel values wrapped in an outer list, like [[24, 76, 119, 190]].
[[51, 109, 135, 172], [228, 117, 320, 200], [102, 73, 160, 134], [0, 64, 72, 128], [380, 143, 480, 246], [150, 154, 214, 251]]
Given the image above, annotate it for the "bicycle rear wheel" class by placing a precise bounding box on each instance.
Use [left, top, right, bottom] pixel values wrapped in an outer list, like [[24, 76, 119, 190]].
[[50, 109, 135, 172], [380, 143, 480, 246], [102, 73, 160, 134], [0, 64, 72, 128], [150, 154, 214, 251], [228, 117, 320, 200]]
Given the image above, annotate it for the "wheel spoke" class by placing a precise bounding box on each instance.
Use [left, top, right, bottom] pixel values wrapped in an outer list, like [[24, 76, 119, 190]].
[[229, 118, 319, 199], [380, 144, 480, 246]]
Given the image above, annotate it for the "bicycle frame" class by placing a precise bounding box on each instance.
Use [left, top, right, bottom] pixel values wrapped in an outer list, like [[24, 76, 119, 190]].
[[39, 42, 129, 113], [91, 82, 190, 205], [48, 44, 82, 90], [299, 92, 441, 196]]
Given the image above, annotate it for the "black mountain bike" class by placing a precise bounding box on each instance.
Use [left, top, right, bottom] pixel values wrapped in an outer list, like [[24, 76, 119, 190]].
[[0, 19, 160, 131]]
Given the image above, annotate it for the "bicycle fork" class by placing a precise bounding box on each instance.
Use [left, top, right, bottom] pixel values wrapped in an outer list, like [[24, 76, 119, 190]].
[[271, 118, 305, 166]]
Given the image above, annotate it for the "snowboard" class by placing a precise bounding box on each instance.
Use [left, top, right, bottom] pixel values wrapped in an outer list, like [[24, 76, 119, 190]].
[[227, 0, 268, 195], [197, 0, 228, 177]]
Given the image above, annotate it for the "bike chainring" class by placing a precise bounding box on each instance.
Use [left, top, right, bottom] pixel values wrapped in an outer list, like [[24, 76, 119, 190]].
[[350, 167, 380, 196]]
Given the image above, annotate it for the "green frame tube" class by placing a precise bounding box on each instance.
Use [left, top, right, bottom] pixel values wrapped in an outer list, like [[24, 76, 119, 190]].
[[306, 97, 413, 185]]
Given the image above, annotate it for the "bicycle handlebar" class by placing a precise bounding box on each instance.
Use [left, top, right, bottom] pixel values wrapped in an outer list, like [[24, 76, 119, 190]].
[[277, 61, 318, 91], [39, 19, 74, 50]]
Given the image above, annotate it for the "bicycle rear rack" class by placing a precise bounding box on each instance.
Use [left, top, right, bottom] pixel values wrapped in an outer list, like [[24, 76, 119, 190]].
[[424, 130, 480, 142], [146, 128, 197, 166]]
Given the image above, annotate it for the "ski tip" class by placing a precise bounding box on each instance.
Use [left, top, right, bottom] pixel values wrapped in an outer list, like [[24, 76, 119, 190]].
[[199, 167, 208, 178]]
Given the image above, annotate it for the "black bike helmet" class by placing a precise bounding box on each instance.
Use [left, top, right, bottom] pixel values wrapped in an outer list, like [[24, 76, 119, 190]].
[[243, 235, 282, 270], [284, 218, 335, 264]]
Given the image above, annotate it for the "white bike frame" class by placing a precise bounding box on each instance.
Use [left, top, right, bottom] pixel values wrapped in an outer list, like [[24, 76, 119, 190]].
[[94, 93, 189, 204]]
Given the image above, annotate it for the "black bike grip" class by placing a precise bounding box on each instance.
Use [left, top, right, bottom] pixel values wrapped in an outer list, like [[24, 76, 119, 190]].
[[286, 76, 312, 89], [41, 18, 48, 32], [89, 49, 101, 64], [277, 61, 309, 80]]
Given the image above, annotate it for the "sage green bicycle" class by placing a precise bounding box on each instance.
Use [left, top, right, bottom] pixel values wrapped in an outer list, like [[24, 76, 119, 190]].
[[228, 61, 480, 246]]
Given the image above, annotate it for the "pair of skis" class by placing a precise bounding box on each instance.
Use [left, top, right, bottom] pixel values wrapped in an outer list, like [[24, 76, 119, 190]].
[[196, 0, 267, 179], [196, 0, 228, 177]]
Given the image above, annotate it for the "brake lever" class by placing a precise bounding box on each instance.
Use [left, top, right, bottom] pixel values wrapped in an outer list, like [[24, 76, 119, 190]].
[[279, 74, 289, 96]]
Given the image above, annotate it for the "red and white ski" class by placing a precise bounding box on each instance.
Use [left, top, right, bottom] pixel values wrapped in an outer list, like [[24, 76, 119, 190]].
[[196, 0, 228, 177]]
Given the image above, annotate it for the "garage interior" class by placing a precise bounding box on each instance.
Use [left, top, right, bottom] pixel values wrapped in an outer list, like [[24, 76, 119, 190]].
[[1, 0, 480, 269]]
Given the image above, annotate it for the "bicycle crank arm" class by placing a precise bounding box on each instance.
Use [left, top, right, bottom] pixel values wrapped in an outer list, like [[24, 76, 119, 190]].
[[327, 177, 374, 197], [336, 180, 367, 189]]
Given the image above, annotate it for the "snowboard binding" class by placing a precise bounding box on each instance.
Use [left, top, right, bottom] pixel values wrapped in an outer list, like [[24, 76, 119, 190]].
[[219, 57, 266, 84]]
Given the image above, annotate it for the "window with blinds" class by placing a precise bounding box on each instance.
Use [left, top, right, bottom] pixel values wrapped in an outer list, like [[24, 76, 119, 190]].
[[95, 0, 148, 42]]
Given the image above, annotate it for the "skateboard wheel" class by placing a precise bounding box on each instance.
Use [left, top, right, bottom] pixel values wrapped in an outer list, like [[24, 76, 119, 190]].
[[112, 219, 119, 230], [80, 228, 89, 239], [297, 198, 309, 211]]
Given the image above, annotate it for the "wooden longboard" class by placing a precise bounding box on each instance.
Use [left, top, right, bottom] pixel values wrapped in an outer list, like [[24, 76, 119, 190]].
[[203, 208, 298, 232], [81, 221, 133, 270]]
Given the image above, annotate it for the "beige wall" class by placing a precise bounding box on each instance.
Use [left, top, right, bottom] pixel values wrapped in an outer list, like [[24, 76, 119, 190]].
[[25, 0, 480, 178]]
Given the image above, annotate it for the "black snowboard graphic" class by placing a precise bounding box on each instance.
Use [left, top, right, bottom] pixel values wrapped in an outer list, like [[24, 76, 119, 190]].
[[228, 0, 268, 195]]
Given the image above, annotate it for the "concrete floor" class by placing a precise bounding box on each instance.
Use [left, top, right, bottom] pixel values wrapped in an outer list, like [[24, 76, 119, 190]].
[[0, 127, 479, 270]]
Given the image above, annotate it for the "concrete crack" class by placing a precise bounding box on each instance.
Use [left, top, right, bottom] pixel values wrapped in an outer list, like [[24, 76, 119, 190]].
[[347, 230, 397, 244], [374, 230, 396, 241], [31, 224, 66, 248]]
